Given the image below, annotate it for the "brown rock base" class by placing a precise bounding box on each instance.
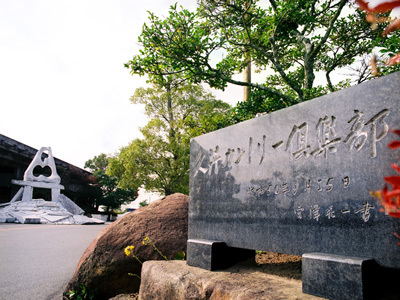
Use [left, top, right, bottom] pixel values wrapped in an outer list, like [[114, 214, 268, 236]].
[[139, 260, 326, 300], [64, 193, 188, 300]]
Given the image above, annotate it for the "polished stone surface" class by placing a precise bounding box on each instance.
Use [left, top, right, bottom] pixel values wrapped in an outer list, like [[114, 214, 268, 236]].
[[187, 239, 253, 270], [302, 253, 376, 300], [189, 72, 400, 271]]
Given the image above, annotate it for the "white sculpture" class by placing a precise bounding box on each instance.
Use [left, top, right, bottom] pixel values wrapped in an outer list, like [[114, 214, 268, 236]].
[[11, 147, 64, 202], [0, 146, 104, 224]]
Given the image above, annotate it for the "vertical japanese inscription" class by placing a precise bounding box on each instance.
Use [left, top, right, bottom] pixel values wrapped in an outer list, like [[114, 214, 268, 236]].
[[344, 109, 390, 157], [284, 122, 310, 159], [310, 116, 341, 158]]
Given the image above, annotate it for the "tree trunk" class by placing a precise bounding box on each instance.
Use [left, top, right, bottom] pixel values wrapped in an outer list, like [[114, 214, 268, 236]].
[[166, 84, 175, 139], [303, 43, 315, 91], [243, 58, 251, 101]]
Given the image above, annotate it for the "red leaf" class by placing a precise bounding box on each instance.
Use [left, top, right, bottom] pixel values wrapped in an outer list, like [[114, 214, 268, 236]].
[[386, 53, 400, 65], [384, 190, 400, 200], [392, 163, 400, 174], [371, 55, 379, 75], [385, 176, 400, 187], [392, 129, 400, 136], [388, 140, 400, 149], [389, 212, 400, 218], [381, 185, 399, 201], [366, 13, 377, 23], [357, 0, 400, 12], [384, 19, 400, 35], [374, 1, 400, 12], [356, 0, 371, 11]]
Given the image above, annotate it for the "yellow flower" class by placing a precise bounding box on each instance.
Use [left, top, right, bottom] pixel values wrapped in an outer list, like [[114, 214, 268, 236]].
[[124, 245, 135, 256], [143, 236, 150, 245]]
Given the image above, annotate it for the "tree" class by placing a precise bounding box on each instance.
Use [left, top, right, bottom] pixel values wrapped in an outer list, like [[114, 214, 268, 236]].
[[84, 154, 136, 218], [108, 128, 189, 196], [108, 84, 231, 195], [126, 0, 396, 107]]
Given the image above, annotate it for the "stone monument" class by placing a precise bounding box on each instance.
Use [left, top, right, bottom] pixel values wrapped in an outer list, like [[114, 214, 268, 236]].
[[11, 147, 64, 203], [0, 147, 104, 225], [188, 72, 400, 299]]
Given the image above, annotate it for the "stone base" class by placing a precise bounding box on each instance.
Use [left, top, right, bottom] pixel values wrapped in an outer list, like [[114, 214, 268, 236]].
[[187, 239, 254, 270], [0, 199, 104, 225], [302, 253, 400, 300], [139, 260, 324, 300]]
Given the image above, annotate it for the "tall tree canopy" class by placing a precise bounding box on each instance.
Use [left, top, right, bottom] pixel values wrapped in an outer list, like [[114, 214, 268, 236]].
[[118, 0, 400, 195], [108, 84, 231, 195], [84, 154, 136, 215], [126, 0, 399, 108]]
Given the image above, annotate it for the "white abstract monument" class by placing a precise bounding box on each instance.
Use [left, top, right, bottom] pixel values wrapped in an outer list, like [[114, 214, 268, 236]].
[[0, 147, 104, 224], [11, 147, 63, 203]]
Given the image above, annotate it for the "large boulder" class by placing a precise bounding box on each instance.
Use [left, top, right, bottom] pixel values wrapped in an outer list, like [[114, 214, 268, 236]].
[[64, 193, 188, 300]]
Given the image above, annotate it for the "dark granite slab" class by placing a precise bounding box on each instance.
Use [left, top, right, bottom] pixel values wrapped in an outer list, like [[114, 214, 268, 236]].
[[188, 72, 400, 272], [302, 253, 376, 300], [187, 239, 254, 270]]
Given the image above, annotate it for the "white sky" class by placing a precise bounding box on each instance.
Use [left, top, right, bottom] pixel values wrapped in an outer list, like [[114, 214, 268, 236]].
[[0, 0, 242, 169]]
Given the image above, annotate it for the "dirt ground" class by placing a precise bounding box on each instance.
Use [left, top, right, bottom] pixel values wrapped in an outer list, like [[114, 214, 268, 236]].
[[255, 251, 302, 280]]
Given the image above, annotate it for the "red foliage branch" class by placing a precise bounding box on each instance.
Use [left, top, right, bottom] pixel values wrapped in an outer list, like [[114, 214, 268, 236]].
[[357, 1, 400, 245], [372, 129, 400, 245], [356, 0, 400, 71], [383, 18, 400, 35], [375, 130, 400, 219], [356, 0, 400, 13]]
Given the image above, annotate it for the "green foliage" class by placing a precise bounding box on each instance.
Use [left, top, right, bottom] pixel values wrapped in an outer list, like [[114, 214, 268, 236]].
[[139, 200, 148, 207], [112, 208, 127, 215], [108, 84, 231, 195], [126, 0, 389, 108], [84, 154, 136, 213], [375, 43, 400, 76], [183, 110, 233, 142], [174, 251, 186, 260], [108, 131, 189, 196], [229, 77, 351, 122], [66, 284, 96, 300], [142, 236, 168, 260]]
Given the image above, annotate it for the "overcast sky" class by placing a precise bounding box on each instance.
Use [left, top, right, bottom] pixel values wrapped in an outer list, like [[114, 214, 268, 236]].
[[0, 0, 242, 169]]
